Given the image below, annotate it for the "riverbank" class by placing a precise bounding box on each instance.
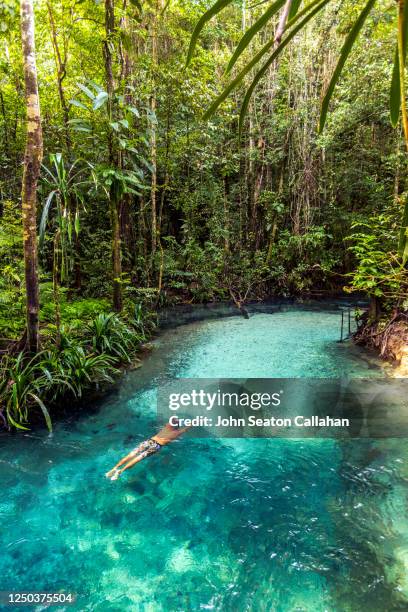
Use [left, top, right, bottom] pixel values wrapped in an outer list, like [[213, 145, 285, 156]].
[[354, 312, 408, 376], [0, 297, 379, 433], [0, 310, 156, 432]]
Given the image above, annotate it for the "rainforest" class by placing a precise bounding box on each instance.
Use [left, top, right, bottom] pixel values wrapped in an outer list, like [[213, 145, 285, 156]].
[[1, 0, 407, 429], [1, 1, 408, 608]]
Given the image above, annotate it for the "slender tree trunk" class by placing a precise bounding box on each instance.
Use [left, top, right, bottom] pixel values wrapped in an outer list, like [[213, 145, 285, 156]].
[[20, 0, 43, 353], [47, 0, 71, 153], [150, 0, 159, 257], [266, 217, 278, 264], [119, 8, 136, 273], [0, 90, 9, 157], [104, 0, 122, 312], [53, 230, 61, 348]]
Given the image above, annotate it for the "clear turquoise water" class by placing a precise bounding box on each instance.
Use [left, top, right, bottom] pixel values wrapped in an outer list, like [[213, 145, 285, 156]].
[[1, 305, 408, 611]]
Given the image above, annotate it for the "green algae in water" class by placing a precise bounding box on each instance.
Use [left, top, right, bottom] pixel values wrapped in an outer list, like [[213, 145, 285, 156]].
[[0, 306, 407, 611]]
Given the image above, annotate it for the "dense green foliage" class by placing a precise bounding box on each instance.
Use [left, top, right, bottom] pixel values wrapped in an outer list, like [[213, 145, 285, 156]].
[[0, 0, 407, 429], [0, 309, 155, 430]]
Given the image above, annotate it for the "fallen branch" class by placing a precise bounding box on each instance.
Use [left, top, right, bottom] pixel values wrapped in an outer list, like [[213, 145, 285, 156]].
[[229, 288, 250, 319]]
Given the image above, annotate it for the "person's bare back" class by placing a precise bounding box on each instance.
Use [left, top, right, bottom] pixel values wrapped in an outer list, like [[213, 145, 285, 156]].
[[151, 422, 189, 446]]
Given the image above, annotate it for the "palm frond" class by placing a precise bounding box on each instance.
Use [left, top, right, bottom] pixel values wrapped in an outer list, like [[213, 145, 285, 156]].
[[319, 0, 377, 132], [226, 0, 286, 74], [239, 0, 331, 132], [186, 0, 234, 66]]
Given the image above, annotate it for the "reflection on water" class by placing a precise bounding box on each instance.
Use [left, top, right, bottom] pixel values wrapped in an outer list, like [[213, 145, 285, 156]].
[[0, 306, 407, 611]]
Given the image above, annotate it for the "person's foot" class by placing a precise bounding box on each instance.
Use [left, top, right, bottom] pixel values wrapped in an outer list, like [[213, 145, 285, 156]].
[[110, 469, 121, 481], [105, 468, 119, 479]]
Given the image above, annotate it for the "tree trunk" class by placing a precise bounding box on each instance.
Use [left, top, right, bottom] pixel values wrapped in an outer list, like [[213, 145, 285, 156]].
[[47, 0, 71, 153], [104, 0, 122, 312], [20, 0, 43, 353], [150, 0, 159, 257], [0, 90, 9, 157]]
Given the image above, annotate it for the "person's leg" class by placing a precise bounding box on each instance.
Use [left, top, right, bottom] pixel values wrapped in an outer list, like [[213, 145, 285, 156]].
[[105, 441, 150, 478], [109, 441, 161, 480], [111, 450, 150, 478]]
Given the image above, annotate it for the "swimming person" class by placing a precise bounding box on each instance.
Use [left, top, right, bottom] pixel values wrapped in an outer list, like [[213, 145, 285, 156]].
[[105, 419, 189, 480]]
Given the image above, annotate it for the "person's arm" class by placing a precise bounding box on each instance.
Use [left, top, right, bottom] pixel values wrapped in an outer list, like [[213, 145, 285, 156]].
[[178, 426, 190, 435]]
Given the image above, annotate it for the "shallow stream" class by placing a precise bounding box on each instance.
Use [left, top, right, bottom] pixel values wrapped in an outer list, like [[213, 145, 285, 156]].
[[1, 304, 407, 611]]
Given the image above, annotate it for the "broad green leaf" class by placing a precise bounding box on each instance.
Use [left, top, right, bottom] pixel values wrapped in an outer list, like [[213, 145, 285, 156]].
[[226, 0, 286, 74], [39, 190, 57, 248], [77, 83, 96, 100], [186, 0, 234, 66], [72, 126, 92, 133], [93, 91, 108, 110], [319, 0, 376, 133], [74, 210, 81, 236], [390, 47, 401, 127], [30, 393, 53, 433], [390, 2, 408, 127], [398, 197, 408, 265], [128, 106, 140, 117], [67, 119, 92, 132], [69, 99, 88, 110], [238, 0, 331, 132], [87, 81, 104, 94]]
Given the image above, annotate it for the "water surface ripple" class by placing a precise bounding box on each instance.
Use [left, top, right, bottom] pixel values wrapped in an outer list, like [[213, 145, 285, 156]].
[[1, 306, 407, 611]]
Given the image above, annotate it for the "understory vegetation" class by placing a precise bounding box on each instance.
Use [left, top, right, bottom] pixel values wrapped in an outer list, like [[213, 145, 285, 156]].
[[0, 308, 156, 431], [1, 0, 408, 429]]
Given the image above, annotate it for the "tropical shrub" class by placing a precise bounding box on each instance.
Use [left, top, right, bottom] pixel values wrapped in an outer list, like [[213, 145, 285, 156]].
[[0, 309, 147, 431], [0, 352, 56, 431], [346, 214, 408, 303], [84, 313, 138, 362]]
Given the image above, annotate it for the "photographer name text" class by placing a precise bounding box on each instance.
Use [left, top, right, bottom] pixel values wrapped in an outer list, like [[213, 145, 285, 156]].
[[168, 415, 350, 428]]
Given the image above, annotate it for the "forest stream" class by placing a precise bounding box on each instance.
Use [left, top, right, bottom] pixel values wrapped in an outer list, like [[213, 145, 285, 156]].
[[1, 303, 407, 611]]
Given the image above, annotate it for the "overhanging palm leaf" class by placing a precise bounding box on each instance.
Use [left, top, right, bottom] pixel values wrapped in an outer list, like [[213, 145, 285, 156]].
[[189, 0, 408, 266], [391, 47, 403, 128], [399, 200, 408, 265], [186, 0, 235, 66], [288, 0, 302, 20], [239, 0, 331, 133], [390, 0, 408, 127], [319, 0, 377, 132], [226, 0, 286, 74], [202, 0, 330, 123], [190, 0, 384, 135]]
